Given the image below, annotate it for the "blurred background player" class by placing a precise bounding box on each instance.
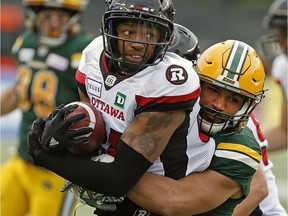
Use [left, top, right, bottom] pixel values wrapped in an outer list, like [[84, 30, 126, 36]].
[[261, 0, 287, 151], [0, 0, 94, 215]]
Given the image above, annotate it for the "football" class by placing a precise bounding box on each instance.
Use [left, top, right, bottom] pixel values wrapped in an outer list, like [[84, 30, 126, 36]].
[[65, 101, 106, 155]]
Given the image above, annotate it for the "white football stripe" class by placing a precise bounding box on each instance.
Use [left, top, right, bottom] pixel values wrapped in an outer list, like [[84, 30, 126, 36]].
[[215, 149, 259, 170], [78, 102, 96, 129], [236, 43, 248, 73], [226, 40, 239, 70], [65, 102, 96, 136]]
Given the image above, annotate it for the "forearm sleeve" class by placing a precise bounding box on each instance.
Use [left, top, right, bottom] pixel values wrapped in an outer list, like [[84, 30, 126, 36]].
[[34, 140, 152, 196]]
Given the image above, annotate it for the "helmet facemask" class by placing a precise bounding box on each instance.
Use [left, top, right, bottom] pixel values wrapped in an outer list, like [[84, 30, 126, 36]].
[[101, 1, 174, 75], [34, 9, 81, 47], [198, 83, 261, 136]]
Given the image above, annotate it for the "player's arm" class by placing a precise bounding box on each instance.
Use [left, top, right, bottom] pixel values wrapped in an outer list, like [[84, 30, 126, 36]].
[[121, 110, 186, 162], [127, 169, 242, 216], [232, 165, 268, 216], [78, 87, 90, 103], [28, 106, 186, 196], [0, 85, 18, 116]]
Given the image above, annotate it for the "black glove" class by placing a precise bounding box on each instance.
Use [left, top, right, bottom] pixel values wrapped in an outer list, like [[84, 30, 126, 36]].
[[27, 117, 46, 164], [41, 104, 93, 152]]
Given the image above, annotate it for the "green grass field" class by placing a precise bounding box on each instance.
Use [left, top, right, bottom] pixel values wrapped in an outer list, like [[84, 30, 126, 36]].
[[1, 137, 287, 215]]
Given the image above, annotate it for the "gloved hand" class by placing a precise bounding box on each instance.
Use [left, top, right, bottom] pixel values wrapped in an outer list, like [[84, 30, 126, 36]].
[[61, 181, 124, 213], [27, 117, 46, 163], [41, 104, 93, 152], [94, 194, 124, 212]]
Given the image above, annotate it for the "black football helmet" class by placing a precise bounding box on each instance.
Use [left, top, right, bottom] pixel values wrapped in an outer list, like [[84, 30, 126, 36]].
[[263, 0, 287, 29], [260, 0, 287, 61], [101, 0, 174, 74], [161, 0, 176, 22], [168, 23, 200, 64]]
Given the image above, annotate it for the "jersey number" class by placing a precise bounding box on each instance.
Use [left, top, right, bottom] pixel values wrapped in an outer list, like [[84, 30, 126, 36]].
[[15, 65, 58, 117]]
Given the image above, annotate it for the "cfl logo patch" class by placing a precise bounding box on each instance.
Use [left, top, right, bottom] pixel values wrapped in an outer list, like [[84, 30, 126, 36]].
[[166, 65, 188, 85], [105, 75, 117, 87], [133, 209, 150, 216]]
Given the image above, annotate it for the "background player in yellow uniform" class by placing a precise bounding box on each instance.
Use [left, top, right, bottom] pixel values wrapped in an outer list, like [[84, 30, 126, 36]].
[[0, 0, 94, 215]]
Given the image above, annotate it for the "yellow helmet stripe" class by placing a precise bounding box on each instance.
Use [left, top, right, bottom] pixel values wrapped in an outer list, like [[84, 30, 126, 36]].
[[217, 142, 261, 162]]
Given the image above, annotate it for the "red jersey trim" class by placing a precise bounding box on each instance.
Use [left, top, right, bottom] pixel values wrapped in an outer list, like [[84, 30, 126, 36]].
[[76, 70, 86, 84], [136, 87, 200, 106], [250, 113, 265, 142]]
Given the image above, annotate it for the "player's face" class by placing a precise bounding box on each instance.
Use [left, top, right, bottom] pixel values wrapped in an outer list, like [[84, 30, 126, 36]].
[[37, 9, 71, 38], [116, 21, 161, 63], [200, 82, 246, 124]]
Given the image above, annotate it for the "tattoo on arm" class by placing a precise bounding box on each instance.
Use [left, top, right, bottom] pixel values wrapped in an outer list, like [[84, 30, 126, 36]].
[[122, 111, 183, 161]]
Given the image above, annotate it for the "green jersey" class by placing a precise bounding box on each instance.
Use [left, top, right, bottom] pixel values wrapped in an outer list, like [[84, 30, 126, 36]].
[[196, 127, 262, 216], [11, 29, 94, 162]]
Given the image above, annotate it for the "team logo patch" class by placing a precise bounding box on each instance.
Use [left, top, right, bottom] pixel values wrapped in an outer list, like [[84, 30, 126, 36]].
[[133, 209, 150, 216], [166, 65, 188, 85]]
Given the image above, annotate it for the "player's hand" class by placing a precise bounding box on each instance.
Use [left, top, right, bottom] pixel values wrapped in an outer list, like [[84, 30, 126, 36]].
[[94, 194, 124, 212], [61, 181, 124, 213], [41, 104, 93, 152], [27, 117, 46, 164]]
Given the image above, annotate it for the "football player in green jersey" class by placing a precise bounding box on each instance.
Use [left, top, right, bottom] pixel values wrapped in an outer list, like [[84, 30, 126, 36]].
[[0, 0, 94, 215], [126, 39, 266, 216]]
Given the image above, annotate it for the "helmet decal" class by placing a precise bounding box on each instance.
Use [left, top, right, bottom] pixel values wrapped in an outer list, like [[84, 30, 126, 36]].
[[222, 41, 249, 82]]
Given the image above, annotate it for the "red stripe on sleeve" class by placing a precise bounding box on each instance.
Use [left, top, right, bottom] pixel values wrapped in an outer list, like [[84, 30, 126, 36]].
[[75, 69, 86, 84], [136, 87, 200, 106], [250, 113, 265, 142]]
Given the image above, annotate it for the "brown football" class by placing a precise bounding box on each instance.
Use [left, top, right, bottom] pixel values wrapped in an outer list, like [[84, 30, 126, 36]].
[[65, 101, 106, 155]]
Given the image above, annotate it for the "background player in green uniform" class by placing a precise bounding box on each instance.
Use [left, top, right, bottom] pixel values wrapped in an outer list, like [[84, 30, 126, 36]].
[[0, 0, 94, 215]]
